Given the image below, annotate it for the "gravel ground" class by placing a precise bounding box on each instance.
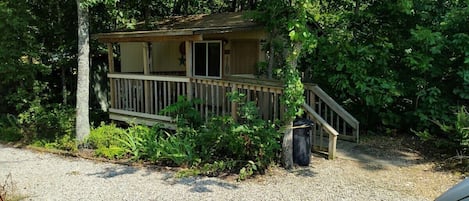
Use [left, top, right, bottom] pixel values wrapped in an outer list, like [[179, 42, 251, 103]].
[[0, 144, 461, 201]]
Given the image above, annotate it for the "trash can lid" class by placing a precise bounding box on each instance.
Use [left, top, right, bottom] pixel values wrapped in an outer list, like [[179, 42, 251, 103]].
[[293, 118, 314, 127]]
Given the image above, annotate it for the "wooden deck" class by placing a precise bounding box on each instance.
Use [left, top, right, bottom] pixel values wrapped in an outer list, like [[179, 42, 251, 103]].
[[107, 73, 359, 159]]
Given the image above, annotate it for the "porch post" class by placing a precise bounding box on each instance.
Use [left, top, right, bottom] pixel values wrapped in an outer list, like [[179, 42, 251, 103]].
[[231, 84, 238, 121], [185, 40, 193, 100], [143, 42, 151, 113], [107, 43, 115, 110]]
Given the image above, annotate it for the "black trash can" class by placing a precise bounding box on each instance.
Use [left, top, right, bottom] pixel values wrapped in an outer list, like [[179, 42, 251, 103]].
[[293, 118, 314, 166]]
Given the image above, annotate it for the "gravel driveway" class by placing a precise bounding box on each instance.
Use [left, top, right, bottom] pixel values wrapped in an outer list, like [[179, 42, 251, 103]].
[[0, 144, 457, 201]]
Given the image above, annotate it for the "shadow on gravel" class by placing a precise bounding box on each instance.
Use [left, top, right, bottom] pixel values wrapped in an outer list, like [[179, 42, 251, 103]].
[[290, 167, 317, 177], [87, 166, 138, 178], [162, 176, 238, 193], [336, 138, 425, 171]]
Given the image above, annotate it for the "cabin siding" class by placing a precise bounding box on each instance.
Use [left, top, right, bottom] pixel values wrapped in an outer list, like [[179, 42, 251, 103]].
[[120, 42, 146, 73], [152, 41, 186, 73]]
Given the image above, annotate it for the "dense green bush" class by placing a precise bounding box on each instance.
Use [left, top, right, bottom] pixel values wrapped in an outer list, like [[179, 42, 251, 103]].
[[153, 132, 199, 167], [301, 1, 469, 152], [195, 93, 282, 178], [18, 102, 74, 142], [0, 114, 22, 142], [87, 94, 281, 179], [87, 123, 127, 159], [417, 106, 469, 153], [160, 96, 203, 127]]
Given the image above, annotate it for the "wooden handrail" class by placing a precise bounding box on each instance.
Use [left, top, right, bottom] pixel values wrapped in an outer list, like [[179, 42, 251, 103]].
[[303, 103, 338, 159], [191, 77, 283, 94], [304, 84, 359, 130], [302, 103, 338, 136], [108, 73, 190, 82]]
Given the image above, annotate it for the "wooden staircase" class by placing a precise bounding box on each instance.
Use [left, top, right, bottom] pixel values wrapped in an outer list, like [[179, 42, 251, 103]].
[[303, 84, 359, 159]]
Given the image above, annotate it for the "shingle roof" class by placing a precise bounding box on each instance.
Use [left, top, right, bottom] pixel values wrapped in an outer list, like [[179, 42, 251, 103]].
[[149, 12, 260, 31], [93, 12, 262, 42]]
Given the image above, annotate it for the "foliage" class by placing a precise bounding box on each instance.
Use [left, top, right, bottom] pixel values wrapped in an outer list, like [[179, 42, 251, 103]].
[[119, 124, 159, 161], [194, 92, 282, 179], [86, 92, 281, 179], [87, 123, 127, 158], [153, 132, 199, 167], [0, 1, 46, 114], [32, 134, 78, 152], [0, 115, 22, 142], [17, 101, 75, 143], [418, 106, 469, 153], [160, 96, 202, 128], [456, 106, 469, 150], [297, 0, 469, 147], [252, 0, 319, 122]]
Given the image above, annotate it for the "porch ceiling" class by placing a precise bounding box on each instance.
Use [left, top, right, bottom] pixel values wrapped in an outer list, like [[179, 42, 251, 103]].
[[93, 12, 262, 43]]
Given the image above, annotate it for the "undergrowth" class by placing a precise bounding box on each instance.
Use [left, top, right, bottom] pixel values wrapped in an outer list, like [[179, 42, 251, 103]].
[[85, 94, 282, 180]]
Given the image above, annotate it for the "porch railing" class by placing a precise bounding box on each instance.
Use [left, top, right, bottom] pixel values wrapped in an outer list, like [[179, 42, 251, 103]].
[[304, 84, 360, 143], [191, 77, 283, 121], [108, 73, 189, 124], [108, 73, 360, 159]]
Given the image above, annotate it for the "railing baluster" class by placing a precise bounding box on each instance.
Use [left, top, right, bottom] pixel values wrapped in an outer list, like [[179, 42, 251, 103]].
[[204, 83, 208, 121], [211, 82, 215, 115]]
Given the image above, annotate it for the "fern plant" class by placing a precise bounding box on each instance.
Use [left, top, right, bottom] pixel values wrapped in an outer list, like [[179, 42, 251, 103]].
[[456, 106, 469, 151], [160, 96, 202, 128]]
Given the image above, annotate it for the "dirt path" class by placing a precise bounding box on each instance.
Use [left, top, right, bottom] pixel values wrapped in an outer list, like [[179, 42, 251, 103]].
[[0, 140, 463, 201]]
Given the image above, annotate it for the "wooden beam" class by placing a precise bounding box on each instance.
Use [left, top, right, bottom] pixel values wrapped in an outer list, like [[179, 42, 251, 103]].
[[107, 43, 115, 110], [142, 43, 151, 113], [143, 43, 150, 75], [186, 41, 193, 100], [107, 43, 115, 73], [109, 108, 173, 122], [185, 41, 192, 77], [328, 134, 337, 160], [98, 34, 203, 43], [109, 113, 176, 130], [108, 73, 190, 82]]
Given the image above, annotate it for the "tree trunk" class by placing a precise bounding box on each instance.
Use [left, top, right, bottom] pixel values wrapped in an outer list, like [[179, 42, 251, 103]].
[[283, 121, 294, 169], [282, 42, 303, 169], [76, 0, 90, 142], [231, 0, 237, 12]]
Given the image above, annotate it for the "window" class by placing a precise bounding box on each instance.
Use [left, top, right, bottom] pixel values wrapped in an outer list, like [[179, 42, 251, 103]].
[[193, 41, 222, 78]]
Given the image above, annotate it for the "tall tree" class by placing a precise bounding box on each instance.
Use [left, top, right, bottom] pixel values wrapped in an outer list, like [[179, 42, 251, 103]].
[[76, 0, 90, 142], [253, 0, 315, 168]]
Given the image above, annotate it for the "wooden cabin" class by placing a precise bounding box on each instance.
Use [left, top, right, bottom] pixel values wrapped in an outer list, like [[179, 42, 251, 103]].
[[94, 12, 359, 159]]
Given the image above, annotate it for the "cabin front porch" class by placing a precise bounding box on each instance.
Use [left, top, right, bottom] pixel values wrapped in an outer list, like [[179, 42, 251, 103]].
[[95, 12, 359, 159], [107, 72, 359, 159]]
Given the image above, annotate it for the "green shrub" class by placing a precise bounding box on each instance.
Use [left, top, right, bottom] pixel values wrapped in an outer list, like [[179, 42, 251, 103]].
[[455, 106, 469, 151], [194, 93, 282, 179], [153, 132, 199, 166], [0, 114, 22, 142], [416, 106, 469, 153], [18, 103, 74, 142], [87, 123, 127, 159], [119, 124, 164, 161], [82, 93, 281, 179], [160, 96, 202, 127]]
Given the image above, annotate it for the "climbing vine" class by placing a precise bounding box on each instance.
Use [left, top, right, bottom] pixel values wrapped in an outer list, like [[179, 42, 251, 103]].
[[278, 0, 318, 122]]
